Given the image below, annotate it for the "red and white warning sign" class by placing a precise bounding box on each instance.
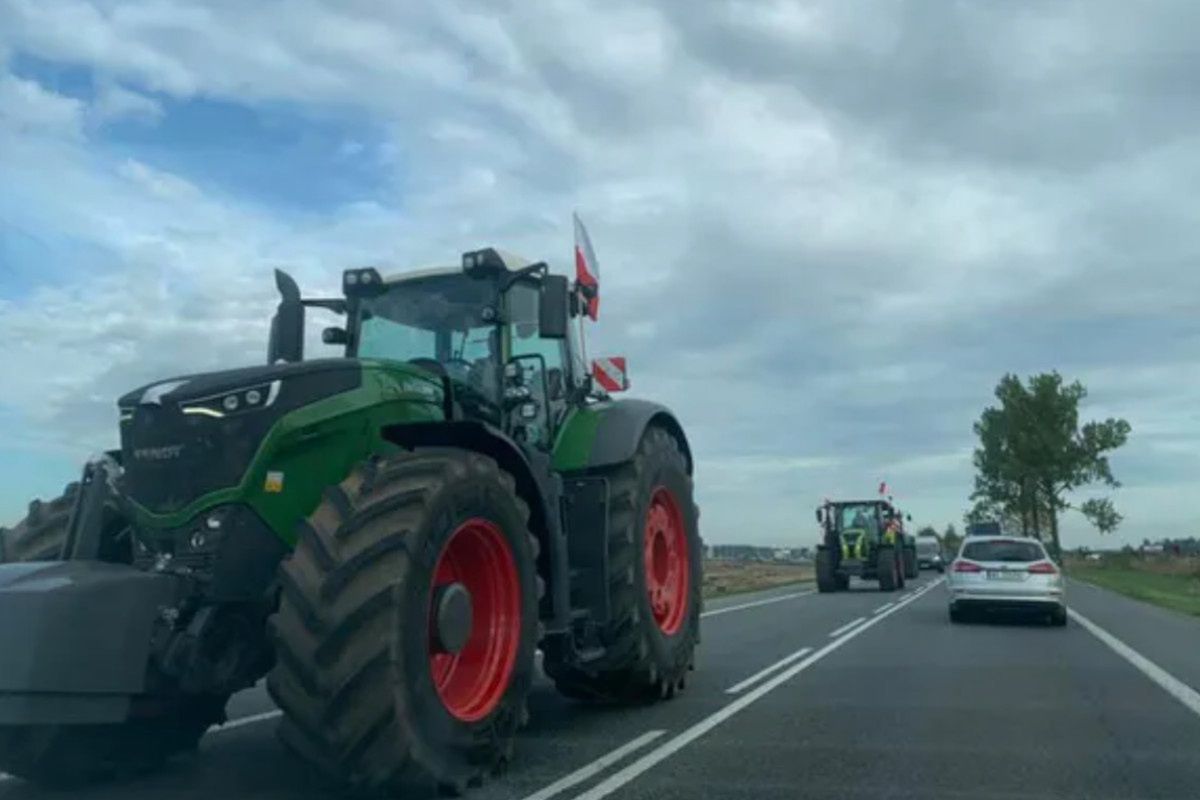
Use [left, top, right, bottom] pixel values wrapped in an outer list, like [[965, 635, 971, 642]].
[[591, 356, 629, 393]]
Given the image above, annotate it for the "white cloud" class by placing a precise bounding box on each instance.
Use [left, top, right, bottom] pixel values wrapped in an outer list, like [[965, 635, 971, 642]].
[[0, 72, 84, 138], [91, 81, 163, 124]]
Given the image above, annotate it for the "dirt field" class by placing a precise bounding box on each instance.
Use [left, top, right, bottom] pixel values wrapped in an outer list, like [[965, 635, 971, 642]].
[[703, 559, 813, 599]]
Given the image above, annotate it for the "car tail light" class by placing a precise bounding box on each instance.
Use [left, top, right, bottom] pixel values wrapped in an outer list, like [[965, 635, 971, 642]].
[[1027, 561, 1058, 574], [953, 560, 982, 573]]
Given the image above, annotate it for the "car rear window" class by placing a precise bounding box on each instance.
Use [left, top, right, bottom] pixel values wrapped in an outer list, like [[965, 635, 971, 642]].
[[961, 540, 1044, 563]]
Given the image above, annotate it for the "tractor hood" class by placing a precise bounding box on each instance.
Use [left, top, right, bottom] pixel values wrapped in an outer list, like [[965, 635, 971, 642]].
[[116, 359, 369, 514], [117, 358, 366, 411]]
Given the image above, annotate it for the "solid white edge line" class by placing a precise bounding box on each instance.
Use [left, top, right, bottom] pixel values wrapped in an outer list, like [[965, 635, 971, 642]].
[[569, 579, 944, 800], [828, 616, 866, 638], [700, 589, 815, 619], [1068, 608, 1200, 718], [725, 647, 813, 694], [519, 730, 666, 800], [873, 602, 895, 614]]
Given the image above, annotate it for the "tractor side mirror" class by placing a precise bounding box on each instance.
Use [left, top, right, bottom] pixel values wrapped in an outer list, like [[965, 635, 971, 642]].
[[816, 508, 825, 524], [322, 327, 348, 346], [539, 275, 569, 339], [268, 269, 305, 364]]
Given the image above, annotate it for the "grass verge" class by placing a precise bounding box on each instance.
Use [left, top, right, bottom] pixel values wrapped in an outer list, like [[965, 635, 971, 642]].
[[1067, 556, 1200, 618], [703, 559, 813, 600]]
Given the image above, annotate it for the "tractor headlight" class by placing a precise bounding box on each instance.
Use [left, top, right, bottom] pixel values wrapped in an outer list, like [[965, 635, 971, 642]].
[[180, 380, 281, 419]]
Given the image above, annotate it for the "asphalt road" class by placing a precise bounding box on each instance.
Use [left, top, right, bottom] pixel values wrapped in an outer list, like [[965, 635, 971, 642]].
[[3, 573, 1199, 800]]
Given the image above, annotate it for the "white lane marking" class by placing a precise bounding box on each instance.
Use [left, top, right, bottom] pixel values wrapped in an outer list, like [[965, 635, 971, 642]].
[[1069, 608, 1200, 719], [828, 617, 866, 638], [700, 589, 815, 619], [518, 730, 666, 800], [213, 709, 283, 732], [873, 602, 894, 614], [569, 579, 944, 800], [725, 647, 813, 694]]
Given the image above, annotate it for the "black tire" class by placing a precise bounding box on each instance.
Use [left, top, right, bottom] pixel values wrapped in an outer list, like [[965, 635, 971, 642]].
[[1049, 606, 1068, 627], [0, 695, 225, 787], [835, 573, 850, 591], [815, 548, 838, 593], [267, 449, 540, 795], [949, 605, 966, 624], [903, 546, 918, 580], [0, 482, 78, 563], [543, 426, 701, 704], [877, 546, 898, 592]]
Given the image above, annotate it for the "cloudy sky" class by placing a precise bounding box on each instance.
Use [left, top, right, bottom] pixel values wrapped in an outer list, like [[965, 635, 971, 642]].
[[1, 0, 1197, 548]]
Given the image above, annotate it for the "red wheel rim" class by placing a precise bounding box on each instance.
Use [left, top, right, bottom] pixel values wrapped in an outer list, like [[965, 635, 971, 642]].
[[643, 486, 689, 635], [428, 518, 521, 722]]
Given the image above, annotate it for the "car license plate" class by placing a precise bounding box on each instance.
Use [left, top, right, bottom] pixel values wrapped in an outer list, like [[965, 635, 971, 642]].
[[987, 570, 1023, 581]]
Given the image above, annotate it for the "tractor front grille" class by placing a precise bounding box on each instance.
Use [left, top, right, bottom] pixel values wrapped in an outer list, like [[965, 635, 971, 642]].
[[120, 405, 271, 513]]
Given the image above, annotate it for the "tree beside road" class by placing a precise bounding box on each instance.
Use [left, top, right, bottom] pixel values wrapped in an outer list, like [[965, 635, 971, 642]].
[[969, 372, 1131, 556]]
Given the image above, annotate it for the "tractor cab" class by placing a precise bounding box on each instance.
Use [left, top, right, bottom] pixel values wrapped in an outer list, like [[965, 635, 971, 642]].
[[268, 248, 579, 449]]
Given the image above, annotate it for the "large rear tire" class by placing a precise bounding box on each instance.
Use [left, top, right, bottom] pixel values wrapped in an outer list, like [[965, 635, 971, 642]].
[[0, 697, 225, 788], [0, 482, 78, 563], [543, 426, 701, 703], [815, 548, 838, 593], [903, 546, 918, 580], [877, 547, 898, 592], [267, 450, 540, 795]]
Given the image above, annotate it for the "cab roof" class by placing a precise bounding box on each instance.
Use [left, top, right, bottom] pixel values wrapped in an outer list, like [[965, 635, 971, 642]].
[[381, 250, 534, 285]]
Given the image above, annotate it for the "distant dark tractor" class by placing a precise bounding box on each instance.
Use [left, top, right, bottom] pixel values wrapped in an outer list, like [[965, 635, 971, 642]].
[[815, 499, 916, 592], [0, 248, 702, 793]]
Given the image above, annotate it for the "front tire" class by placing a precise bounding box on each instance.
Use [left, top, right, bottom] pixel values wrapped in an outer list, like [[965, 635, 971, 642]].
[[815, 548, 839, 593], [267, 450, 540, 795], [903, 547, 918, 580], [543, 426, 701, 703], [877, 547, 898, 592]]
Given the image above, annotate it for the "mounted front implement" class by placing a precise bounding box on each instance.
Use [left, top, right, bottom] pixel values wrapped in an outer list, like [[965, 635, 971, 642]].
[[0, 246, 702, 794], [814, 499, 914, 592]]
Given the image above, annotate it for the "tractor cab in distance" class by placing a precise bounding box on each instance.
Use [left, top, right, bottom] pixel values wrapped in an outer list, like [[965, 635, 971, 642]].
[[815, 498, 918, 592]]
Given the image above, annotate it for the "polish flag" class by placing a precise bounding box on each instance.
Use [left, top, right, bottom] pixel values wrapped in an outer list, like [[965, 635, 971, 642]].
[[574, 212, 600, 320]]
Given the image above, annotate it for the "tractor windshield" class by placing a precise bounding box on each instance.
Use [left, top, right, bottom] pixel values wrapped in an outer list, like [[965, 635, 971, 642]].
[[837, 504, 878, 536], [356, 273, 501, 406]]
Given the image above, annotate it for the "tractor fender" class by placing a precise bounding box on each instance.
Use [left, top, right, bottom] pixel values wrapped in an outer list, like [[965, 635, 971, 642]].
[[382, 420, 570, 632], [0, 561, 186, 724], [569, 398, 694, 475]]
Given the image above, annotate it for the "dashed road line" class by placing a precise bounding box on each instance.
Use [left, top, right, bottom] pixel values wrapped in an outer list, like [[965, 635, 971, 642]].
[[873, 602, 894, 614], [828, 617, 866, 638], [725, 647, 813, 694], [518, 730, 666, 800], [700, 589, 815, 619], [566, 579, 944, 800]]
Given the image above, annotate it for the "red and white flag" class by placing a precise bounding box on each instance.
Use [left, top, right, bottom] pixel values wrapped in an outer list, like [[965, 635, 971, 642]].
[[573, 212, 600, 320]]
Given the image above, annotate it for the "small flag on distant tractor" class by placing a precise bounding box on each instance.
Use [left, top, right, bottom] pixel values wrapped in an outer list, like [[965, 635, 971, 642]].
[[592, 357, 628, 392], [573, 212, 600, 320], [878, 481, 888, 496]]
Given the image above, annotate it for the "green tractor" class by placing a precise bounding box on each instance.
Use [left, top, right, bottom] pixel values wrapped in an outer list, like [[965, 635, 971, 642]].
[[0, 248, 702, 793], [814, 499, 917, 592]]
